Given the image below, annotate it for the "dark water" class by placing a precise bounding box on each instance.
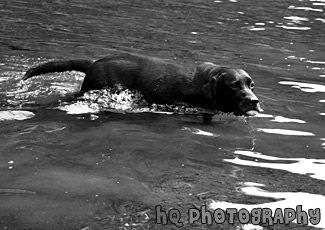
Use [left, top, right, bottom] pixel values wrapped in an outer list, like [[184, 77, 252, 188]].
[[0, 0, 325, 229]]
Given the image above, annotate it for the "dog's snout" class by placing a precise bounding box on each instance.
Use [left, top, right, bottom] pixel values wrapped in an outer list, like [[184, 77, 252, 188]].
[[241, 93, 261, 112], [243, 97, 258, 107], [242, 92, 260, 108], [243, 92, 259, 103], [247, 98, 259, 105]]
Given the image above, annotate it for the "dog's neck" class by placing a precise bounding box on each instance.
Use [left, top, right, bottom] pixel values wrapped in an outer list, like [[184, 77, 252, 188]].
[[180, 63, 230, 109], [178, 63, 218, 107], [183, 63, 213, 89]]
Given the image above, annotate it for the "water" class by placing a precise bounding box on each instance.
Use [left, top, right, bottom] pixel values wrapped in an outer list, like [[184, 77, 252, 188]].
[[0, 0, 324, 229]]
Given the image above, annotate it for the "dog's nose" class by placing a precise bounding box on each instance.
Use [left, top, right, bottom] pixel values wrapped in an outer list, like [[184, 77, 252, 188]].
[[244, 95, 259, 105], [243, 96, 262, 112], [248, 98, 259, 106]]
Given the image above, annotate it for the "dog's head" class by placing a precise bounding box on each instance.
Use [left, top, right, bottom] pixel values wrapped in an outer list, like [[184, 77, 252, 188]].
[[202, 67, 261, 116]]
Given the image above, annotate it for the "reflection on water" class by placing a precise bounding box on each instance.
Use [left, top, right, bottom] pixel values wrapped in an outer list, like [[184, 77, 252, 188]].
[[255, 113, 306, 123], [209, 182, 325, 229], [270, 116, 305, 123], [279, 81, 325, 93], [225, 150, 325, 180], [288, 5, 324, 12], [181, 127, 220, 137], [257, 128, 315, 136], [0, 0, 325, 229]]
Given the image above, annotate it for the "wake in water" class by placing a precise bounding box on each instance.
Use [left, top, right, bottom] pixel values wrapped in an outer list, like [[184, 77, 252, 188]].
[[0, 57, 236, 120], [57, 85, 228, 116]]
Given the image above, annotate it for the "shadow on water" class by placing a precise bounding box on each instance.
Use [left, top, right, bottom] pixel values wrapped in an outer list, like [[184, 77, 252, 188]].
[[0, 0, 325, 229]]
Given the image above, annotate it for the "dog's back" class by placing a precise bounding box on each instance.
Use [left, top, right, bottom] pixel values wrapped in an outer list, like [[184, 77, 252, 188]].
[[81, 54, 195, 103]]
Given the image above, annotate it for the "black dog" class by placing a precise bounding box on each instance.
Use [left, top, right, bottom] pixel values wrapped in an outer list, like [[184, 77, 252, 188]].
[[23, 53, 261, 121]]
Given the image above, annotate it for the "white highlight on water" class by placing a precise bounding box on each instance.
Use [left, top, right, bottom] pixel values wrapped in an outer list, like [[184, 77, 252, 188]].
[[279, 81, 325, 93], [182, 127, 219, 137], [270, 116, 305, 123], [209, 182, 325, 229], [225, 150, 325, 180], [257, 128, 314, 136]]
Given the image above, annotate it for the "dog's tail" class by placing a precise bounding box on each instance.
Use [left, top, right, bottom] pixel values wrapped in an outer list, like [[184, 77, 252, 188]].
[[23, 60, 94, 80]]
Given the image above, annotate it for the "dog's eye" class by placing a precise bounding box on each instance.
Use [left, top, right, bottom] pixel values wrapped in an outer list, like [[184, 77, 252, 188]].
[[250, 83, 255, 89], [230, 81, 241, 89]]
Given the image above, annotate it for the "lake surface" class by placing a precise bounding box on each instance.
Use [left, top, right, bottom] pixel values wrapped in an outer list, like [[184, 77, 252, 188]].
[[0, 0, 325, 229]]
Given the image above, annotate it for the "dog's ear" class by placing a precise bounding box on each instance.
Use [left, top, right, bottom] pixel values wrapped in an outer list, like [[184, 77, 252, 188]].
[[202, 75, 220, 106]]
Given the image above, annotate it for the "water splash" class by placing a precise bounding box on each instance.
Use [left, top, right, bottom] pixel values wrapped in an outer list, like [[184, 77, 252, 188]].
[[0, 110, 35, 121], [57, 86, 222, 116]]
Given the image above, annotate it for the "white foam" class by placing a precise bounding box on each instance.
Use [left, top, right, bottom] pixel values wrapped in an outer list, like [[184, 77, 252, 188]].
[[56, 88, 224, 116], [58, 101, 99, 114], [49, 82, 80, 96], [0, 110, 35, 121]]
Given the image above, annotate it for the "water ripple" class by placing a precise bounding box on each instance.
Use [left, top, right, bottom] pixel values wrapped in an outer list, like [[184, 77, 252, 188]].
[[209, 182, 325, 229], [257, 128, 314, 136], [181, 127, 219, 137], [270, 116, 305, 123], [276, 25, 311, 30], [225, 150, 325, 180], [278, 81, 325, 93], [288, 5, 323, 12]]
